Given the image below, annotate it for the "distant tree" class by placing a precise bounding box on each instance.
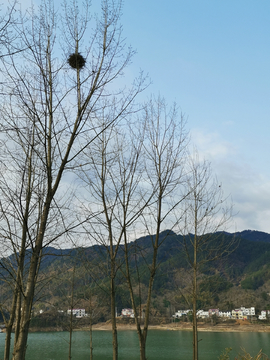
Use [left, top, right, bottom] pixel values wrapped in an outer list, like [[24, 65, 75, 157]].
[[179, 152, 234, 360]]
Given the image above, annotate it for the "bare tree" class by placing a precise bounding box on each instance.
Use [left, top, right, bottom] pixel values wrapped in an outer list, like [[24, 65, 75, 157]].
[[81, 95, 188, 360], [79, 253, 108, 360], [180, 152, 234, 360], [0, 0, 18, 58], [0, 0, 145, 359], [78, 113, 148, 360], [0, 5, 27, 357], [122, 97, 188, 360]]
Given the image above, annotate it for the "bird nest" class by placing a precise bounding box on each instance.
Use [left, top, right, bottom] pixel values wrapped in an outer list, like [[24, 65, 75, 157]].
[[67, 52, 86, 70]]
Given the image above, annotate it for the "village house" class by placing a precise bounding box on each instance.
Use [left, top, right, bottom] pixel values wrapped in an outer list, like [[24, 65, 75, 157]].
[[196, 310, 209, 318], [172, 310, 192, 318], [121, 308, 134, 318], [259, 311, 267, 320], [259, 310, 270, 320], [218, 311, 231, 318], [173, 306, 262, 320], [241, 307, 255, 319], [67, 308, 86, 318], [231, 309, 243, 319], [208, 308, 219, 317]]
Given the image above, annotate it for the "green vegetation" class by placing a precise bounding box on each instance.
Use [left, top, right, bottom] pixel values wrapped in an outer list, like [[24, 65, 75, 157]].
[[1, 230, 270, 322], [199, 275, 233, 293], [241, 269, 266, 290]]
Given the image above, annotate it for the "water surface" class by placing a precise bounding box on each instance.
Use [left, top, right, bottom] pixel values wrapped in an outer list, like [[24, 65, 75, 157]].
[[1, 329, 270, 359]]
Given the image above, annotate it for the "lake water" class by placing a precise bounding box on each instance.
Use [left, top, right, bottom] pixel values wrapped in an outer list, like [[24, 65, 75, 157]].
[[1, 329, 270, 359]]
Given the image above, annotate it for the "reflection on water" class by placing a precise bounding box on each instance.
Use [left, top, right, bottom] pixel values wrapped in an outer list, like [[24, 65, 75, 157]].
[[0, 329, 270, 360]]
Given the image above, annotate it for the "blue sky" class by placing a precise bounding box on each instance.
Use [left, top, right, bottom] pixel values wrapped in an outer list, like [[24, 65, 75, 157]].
[[13, 0, 270, 233], [116, 0, 270, 233]]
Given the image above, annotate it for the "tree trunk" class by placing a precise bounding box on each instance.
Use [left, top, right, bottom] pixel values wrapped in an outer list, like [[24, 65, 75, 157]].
[[3, 286, 19, 360], [139, 335, 147, 360], [192, 303, 198, 360], [193, 231, 198, 360], [111, 276, 118, 360], [11, 243, 44, 360], [11, 292, 33, 360], [14, 291, 22, 346], [90, 307, 93, 360], [68, 267, 75, 360], [12, 313, 31, 360], [4, 324, 13, 360]]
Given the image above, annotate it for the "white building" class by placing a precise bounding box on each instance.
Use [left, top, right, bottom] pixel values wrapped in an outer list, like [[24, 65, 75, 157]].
[[121, 308, 134, 318], [67, 308, 86, 318], [259, 310, 270, 320], [231, 307, 255, 320], [241, 307, 255, 317], [196, 310, 209, 319], [172, 310, 192, 318], [259, 311, 267, 320], [219, 311, 231, 318]]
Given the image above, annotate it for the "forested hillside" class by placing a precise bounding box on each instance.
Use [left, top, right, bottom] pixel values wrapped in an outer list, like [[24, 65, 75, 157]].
[[1, 229, 270, 324]]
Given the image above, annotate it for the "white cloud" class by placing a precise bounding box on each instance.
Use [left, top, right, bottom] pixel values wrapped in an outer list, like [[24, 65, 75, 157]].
[[190, 128, 270, 234], [191, 128, 237, 159]]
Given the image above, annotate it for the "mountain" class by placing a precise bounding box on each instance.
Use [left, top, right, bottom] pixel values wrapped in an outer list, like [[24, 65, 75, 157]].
[[1, 230, 270, 323], [232, 230, 270, 243]]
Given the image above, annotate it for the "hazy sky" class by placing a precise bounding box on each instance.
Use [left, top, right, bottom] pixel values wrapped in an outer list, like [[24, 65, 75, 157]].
[[10, 0, 270, 233], [115, 0, 270, 233]]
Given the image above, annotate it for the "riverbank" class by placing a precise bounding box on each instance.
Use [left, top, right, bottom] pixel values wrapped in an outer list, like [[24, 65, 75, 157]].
[[8, 319, 268, 333], [91, 319, 270, 333]]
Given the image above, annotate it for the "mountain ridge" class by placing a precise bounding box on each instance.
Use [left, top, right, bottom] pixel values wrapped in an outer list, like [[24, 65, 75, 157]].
[[1, 229, 270, 321]]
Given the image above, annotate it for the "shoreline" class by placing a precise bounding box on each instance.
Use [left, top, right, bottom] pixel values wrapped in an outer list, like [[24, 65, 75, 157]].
[[17, 319, 270, 333], [90, 320, 270, 333]]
